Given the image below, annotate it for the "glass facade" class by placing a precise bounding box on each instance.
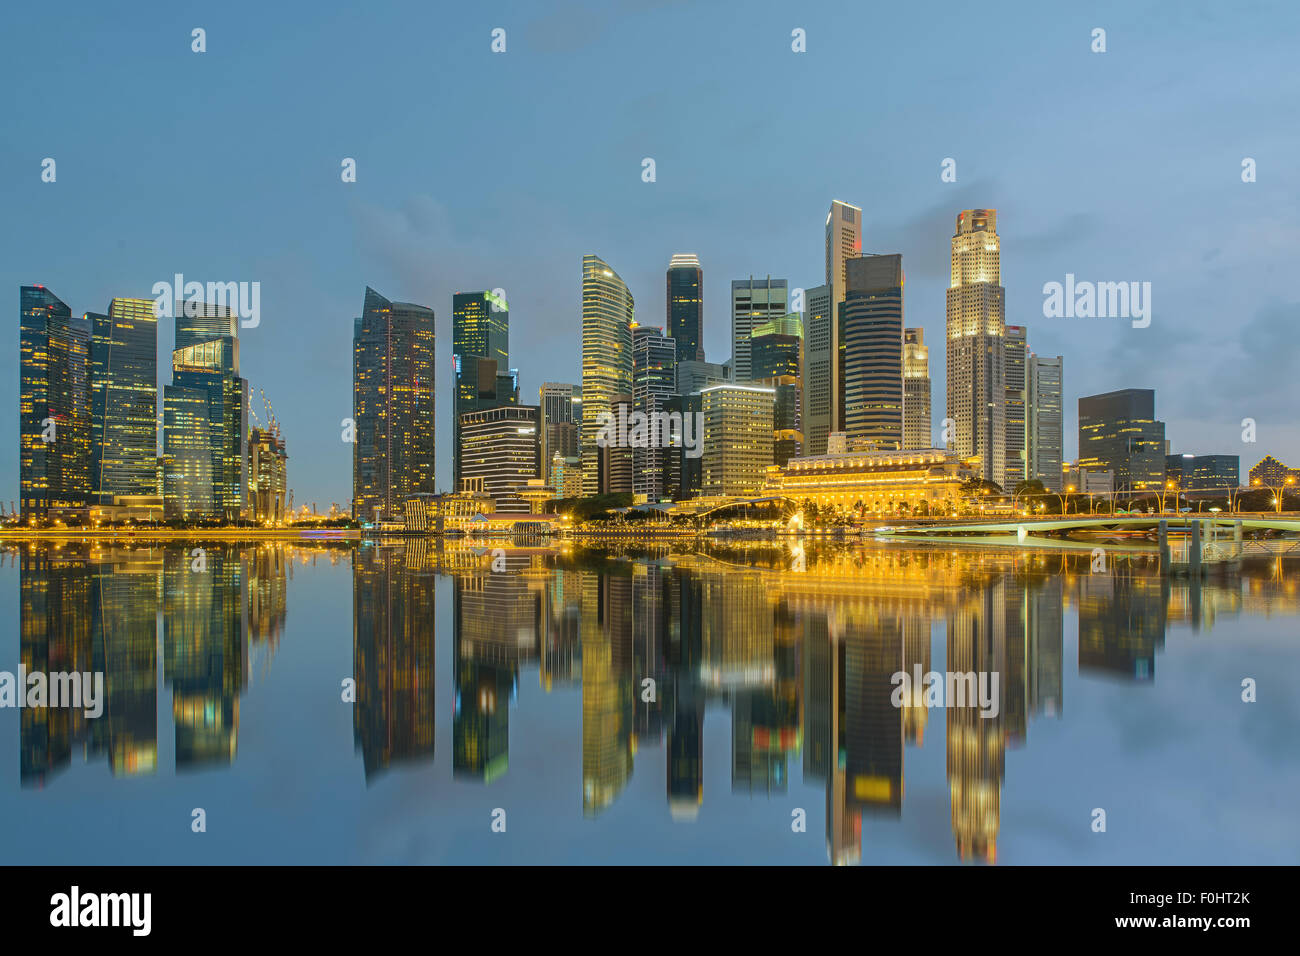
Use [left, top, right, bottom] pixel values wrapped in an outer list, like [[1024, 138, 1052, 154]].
[[580, 255, 634, 496], [90, 298, 158, 504]]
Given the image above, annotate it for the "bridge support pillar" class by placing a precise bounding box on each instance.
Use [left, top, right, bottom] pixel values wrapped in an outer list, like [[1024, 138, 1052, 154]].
[[1190, 520, 1202, 576], [1158, 519, 1169, 571]]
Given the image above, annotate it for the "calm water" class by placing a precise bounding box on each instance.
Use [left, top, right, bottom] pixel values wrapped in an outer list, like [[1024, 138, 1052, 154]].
[[0, 537, 1297, 865]]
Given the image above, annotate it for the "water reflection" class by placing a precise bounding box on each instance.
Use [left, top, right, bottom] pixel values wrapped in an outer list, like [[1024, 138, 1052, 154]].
[[6, 538, 1298, 864]]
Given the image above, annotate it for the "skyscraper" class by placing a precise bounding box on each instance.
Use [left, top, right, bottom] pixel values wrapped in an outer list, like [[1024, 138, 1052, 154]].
[[801, 284, 834, 456], [581, 255, 634, 496], [820, 200, 863, 444], [19, 286, 90, 519], [90, 298, 158, 504], [1004, 325, 1028, 487], [701, 384, 774, 496], [352, 287, 436, 523], [162, 305, 247, 520], [1078, 389, 1165, 494], [946, 209, 1006, 487], [632, 325, 677, 501], [1027, 354, 1063, 491], [453, 291, 509, 484], [841, 255, 904, 451], [666, 254, 704, 364], [539, 382, 580, 482], [458, 404, 541, 513], [730, 276, 787, 384], [902, 328, 931, 451], [751, 314, 803, 466]]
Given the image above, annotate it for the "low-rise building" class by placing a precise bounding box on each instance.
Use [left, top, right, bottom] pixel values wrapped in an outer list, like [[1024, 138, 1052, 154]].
[[763, 447, 972, 515]]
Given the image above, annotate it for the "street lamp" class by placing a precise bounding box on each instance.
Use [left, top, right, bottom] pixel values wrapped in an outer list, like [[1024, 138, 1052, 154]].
[[1252, 474, 1295, 514]]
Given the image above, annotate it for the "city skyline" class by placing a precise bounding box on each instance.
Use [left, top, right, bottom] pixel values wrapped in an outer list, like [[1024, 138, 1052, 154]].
[[3, 2, 1297, 509]]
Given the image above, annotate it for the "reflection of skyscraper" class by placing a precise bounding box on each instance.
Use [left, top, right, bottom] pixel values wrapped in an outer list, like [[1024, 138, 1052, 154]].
[[946, 580, 1006, 862], [1078, 564, 1165, 680], [844, 620, 904, 817], [352, 543, 437, 779], [1028, 575, 1063, 717], [353, 288, 436, 523], [582, 570, 634, 815], [164, 545, 243, 769], [901, 615, 931, 745]]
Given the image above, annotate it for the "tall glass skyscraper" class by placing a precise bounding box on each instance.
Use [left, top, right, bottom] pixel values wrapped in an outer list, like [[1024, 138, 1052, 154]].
[[666, 254, 703, 364], [946, 209, 1006, 487], [801, 284, 833, 456], [90, 297, 158, 504], [1004, 325, 1028, 487], [730, 276, 787, 384], [452, 291, 509, 484], [841, 254, 904, 451], [352, 287, 436, 523], [632, 325, 677, 500], [1078, 388, 1164, 494], [902, 328, 931, 451], [19, 285, 91, 519], [1028, 354, 1064, 492], [750, 314, 803, 466], [581, 255, 634, 496]]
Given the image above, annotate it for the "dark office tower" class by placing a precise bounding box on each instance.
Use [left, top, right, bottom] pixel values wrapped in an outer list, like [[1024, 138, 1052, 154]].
[[599, 394, 635, 495], [802, 284, 834, 456], [19, 548, 95, 786], [458, 404, 541, 513], [947, 209, 1006, 487], [1026, 354, 1063, 491], [90, 298, 158, 504], [163, 330, 247, 521], [902, 328, 932, 451], [1004, 326, 1028, 487], [352, 542, 437, 780], [730, 276, 788, 384], [751, 314, 804, 465], [666, 254, 704, 363], [352, 287, 436, 523], [632, 325, 677, 501], [1078, 389, 1166, 494], [581, 255, 634, 496], [19, 286, 91, 519], [452, 291, 508, 484], [841, 255, 904, 451], [163, 546, 241, 769]]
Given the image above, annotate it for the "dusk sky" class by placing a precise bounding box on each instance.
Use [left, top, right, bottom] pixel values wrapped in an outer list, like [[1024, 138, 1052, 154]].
[[4, 0, 1297, 509]]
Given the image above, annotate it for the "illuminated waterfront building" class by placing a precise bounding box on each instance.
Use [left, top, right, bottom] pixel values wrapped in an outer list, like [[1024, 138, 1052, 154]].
[[248, 426, 288, 522], [89, 297, 158, 505], [730, 276, 787, 384], [19, 286, 91, 519], [1248, 455, 1300, 486], [764, 448, 972, 515], [946, 209, 1006, 487], [581, 255, 634, 496], [841, 254, 904, 451], [667, 253, 704, 364], [352, 287, 436, 524], [750, 314, 803, 466], [701, 384, 775, 497], [902, 328, 931, 451]]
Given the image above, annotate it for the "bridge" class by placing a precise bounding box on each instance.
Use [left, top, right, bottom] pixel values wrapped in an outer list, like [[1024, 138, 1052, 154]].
[[873, 515, 1300, 536]]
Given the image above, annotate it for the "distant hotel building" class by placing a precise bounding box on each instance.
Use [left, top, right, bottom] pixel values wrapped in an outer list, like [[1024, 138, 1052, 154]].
[[1078, 389, 1166, 494], [946, 209, 1006, 488], [1249, 455, 1300, 486], [902, 328, 931, 450], [352, 287, 436, 524], [701, 384, 774, 496], [458, 405, 541, 513], [19, 286, 91, 519], [841, 254, 903, 451], [666, 254, 704, 364], [580, 255, 634, 496], [1027, 354, 1063, 491], [730, 276, 787, 384]]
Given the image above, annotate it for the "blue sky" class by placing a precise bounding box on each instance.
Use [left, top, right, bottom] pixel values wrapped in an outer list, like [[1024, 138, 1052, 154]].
[[3, 0, 1298, 508]]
